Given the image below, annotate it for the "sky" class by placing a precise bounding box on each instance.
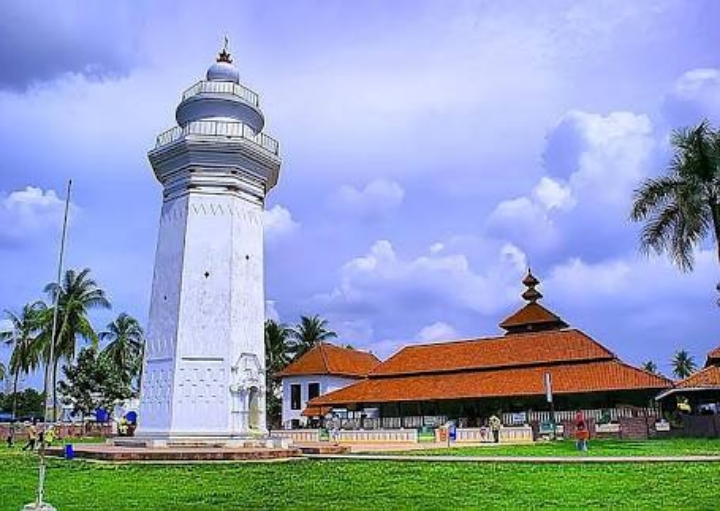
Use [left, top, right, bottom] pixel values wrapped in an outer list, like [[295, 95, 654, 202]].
[[1, 0, 719, 384]]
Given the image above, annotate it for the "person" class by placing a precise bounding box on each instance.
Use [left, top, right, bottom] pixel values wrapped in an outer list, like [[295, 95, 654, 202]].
[[575, 410, 589, 452], [44, 424, 56, 447], [489, 414, 502, 443], [6, 421, 15, 448], [22, 419, 38, 451]]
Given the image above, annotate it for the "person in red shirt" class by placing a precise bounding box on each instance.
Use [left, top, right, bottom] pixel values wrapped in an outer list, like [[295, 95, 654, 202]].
[[575, 410, 589, 452]]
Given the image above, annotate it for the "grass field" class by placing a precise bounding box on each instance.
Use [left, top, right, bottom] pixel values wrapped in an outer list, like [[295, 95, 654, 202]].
[[1, 440, 719, 510], [389, 438, 720, 457]]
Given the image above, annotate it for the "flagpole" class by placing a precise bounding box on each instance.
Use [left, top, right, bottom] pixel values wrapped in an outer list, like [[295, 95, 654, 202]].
[[26, 179, 71, 511]]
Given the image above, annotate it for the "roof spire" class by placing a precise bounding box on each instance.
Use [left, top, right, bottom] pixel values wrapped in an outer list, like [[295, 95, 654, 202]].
[[217, 35, 233, 64], [521, 268, 542, 303]]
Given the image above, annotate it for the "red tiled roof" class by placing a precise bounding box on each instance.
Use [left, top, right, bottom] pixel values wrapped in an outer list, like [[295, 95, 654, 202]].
[[301, 405, 333, 417], [311, 360, 672, 406], [706, 346, 720, 367], [499, 302, 568, 332], [370, 329, 614, 377], [277, 343, 381, 378], [675, 365, 720, 389]]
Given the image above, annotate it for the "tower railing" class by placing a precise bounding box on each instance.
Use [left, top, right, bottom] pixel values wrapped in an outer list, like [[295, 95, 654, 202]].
[[181, 80, 260, 107], [155, 120, 279, 155]]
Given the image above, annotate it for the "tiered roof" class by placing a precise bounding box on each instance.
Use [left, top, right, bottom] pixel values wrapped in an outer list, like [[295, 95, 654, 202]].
[[705, 346, 720, 368], [311, 271, 671, 407], [277, 343, 380, 378]]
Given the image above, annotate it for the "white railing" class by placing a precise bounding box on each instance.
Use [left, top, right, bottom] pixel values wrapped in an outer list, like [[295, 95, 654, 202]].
[[515, 407, 660, 425], [155, 120, 279, 155], [270, 429, 320, 443], [445, 426, 534, 444], [181, 80, 259, 107], [335, 429, 418, 443], [338, 416, 447, 430]]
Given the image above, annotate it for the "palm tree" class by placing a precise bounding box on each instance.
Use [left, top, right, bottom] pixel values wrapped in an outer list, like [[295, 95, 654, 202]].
[[630, 121, 720, 271], [290, 314, 337, 359], [0, 361, 5, 381], [671, 349, 697, 379], [1, 302, 44, 418], [642, 360, 658, 374], [42, 268, 111, 420], [100, 313, 145, 391], [265, 320, 293, 377], [264, 320, 293, 428]]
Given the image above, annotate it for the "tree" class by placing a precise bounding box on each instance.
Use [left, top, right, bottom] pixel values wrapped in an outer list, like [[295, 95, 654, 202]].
[[630, 121, 720, 272], [264, 320, 293, 428], [0, 361, 5, 381], [671, 349, 697, 379], [0, 388, 45, 418], [58, 347, 132, 423], [642, 360, 658, 374], [290, 314, 337, 359], [1, 302, 44, 418], [100, 313, 145, 392], [42, 268, 111, 420]]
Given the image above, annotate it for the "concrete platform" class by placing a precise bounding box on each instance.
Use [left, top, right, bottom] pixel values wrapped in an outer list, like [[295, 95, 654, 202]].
[[46, 443, 302, 463]]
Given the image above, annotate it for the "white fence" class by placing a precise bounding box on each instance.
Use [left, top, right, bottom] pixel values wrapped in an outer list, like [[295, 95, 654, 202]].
[[335, 429, 418, 443], [512, 407, 660, 425], [439, 426, 534, 444], [270, 429, 320, 443]]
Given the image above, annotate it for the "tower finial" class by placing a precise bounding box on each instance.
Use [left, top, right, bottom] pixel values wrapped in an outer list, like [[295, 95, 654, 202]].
[[521, 269, 542, 303], [217, 35, 233, 64]]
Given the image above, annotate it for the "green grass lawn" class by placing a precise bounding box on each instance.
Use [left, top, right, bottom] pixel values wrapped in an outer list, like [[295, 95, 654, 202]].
[[1, 442, 720, 510], [388, 438, 720, 457]]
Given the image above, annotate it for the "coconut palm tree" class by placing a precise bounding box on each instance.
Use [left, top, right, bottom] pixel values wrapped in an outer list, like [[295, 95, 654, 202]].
[[264, 320, 293, 427], [265, 320, 293, 377], [100, 313, 145, 390], [290, 314, 337, 359], [642, 360, 658, 374], [630, 121, 720, 271], [42, 268, 111, 420], [671, 349, 697, 379], [1, 302, 44, 418]]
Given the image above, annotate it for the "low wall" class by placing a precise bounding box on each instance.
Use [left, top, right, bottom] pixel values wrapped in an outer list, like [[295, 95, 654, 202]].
[[336, 429, 418, 443], [438, 426, 533, 444], [270, 429, 321, 443], [1, 422, 113, 441]]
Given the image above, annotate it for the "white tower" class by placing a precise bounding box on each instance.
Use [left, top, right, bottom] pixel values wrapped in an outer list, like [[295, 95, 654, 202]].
[[138, 41, 281, 444]]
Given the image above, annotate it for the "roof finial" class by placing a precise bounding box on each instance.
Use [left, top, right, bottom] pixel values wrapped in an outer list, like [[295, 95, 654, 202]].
[[217, 35, 233, 64], [521, 268, 542, 303]]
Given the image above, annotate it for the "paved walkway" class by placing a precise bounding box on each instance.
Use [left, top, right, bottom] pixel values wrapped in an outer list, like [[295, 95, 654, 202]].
[[304, 453, 720, 463]]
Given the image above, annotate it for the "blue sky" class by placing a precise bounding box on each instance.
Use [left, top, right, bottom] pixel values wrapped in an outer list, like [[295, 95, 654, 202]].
[[1, 0, 719, 383]]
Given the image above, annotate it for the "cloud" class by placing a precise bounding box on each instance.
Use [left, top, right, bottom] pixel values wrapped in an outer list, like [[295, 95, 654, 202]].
[[313, 239, 527, 318], [546, 248, 717, 308], [332, 179, 405, 219], [488, 110, 655, 256], [416, 321, 458, 343], [0, 186, 73, 247], [0, 2, 144, 90], [663, 68, 720, 126], [264, 205, 299, 242]]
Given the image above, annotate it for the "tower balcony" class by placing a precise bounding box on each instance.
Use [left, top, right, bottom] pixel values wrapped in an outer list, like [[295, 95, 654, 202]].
[[155, 120, 280, 156], [181, 80, 260, 107]]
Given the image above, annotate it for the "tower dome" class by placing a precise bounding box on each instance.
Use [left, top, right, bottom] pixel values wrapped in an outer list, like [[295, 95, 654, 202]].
[[206, 41, 240, 83], [174, 38, 265, 133], [206, 61, 240, 83]]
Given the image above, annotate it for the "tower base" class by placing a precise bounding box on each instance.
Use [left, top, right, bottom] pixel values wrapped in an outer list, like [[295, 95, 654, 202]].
[[110, 433, 289, 450]]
